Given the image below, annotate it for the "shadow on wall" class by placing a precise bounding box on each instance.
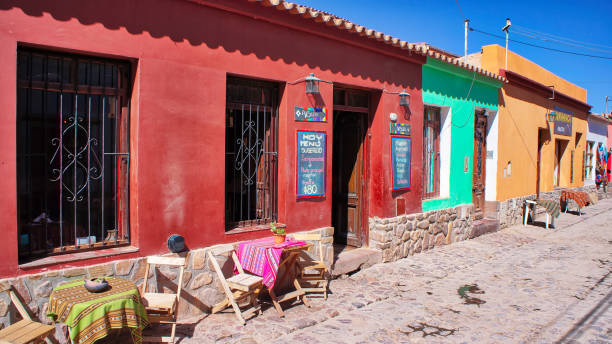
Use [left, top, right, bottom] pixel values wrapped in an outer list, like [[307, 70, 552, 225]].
[[2, 0, 423, 88]]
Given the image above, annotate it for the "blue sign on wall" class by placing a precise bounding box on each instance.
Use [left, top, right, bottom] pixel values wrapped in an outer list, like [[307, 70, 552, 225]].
[[391, 136, 411, 190], [297, 131, 326, 198], [553, 105, 572, 137]]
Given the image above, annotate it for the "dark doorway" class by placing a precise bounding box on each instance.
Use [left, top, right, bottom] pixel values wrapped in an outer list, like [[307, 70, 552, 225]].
[[332, 110, 367, 247], [536, 128, 550, 197], [554, 139, 568, 187], [472, 110, 487, 220]]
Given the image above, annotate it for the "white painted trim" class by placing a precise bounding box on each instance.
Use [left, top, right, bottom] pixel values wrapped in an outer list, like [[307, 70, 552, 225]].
[[482, 108, 498, 201], [439, 107, 451, 199]]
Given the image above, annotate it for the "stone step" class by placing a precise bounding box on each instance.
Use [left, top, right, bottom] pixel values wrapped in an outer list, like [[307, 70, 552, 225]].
[[468, 218, 499, 239], [330, 247, 381, 278]]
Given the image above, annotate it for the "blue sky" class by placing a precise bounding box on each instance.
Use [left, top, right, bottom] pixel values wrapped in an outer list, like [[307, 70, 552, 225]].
[[296, 0, 612, 114]]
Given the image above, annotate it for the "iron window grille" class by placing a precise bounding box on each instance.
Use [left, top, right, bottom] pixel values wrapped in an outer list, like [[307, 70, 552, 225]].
[[17, 47, 130, 263], [423, 106, 440, 199], [225, 77, 278, 230]]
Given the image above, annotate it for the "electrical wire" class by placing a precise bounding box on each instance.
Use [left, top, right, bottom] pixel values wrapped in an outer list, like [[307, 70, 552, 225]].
[[449, 70, 478, 128], [513, 29, 612, 54], [513, 24, 612, 50], [454, 0, 466, 20], [469, 27, 612, 60]]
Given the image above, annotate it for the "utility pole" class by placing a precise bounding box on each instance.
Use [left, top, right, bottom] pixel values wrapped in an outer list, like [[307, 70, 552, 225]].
[[606, 96, 609, 114], [501, 18, 511, 70], [464, 19, 469, 58]]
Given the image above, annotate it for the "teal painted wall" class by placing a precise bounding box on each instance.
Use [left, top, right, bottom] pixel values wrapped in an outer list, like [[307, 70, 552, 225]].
[[421, 58, 501, 212]]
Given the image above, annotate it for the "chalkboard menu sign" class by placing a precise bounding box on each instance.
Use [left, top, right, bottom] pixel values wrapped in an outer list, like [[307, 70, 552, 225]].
[[297, 131, 326, 198], [391, 136, 411, 190]]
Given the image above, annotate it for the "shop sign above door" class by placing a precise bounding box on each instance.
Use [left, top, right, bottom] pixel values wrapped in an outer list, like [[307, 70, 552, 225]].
[[553, 106, 572, 136], [294, 106, 327, 122], [390, 123, 411, 136]]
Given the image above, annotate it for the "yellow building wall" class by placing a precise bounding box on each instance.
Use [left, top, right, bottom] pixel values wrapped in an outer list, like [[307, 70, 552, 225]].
[[480, 44, 587, 102], [481, 45, 589, 201]]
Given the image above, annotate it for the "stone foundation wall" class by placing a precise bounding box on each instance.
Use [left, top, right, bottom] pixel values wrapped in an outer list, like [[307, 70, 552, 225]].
[[0, 227, 333, 341], [368, 204, 474, 263]]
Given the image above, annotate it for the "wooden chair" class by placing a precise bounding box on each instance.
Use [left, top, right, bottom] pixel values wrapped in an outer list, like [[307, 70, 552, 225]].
[[207, 247, 263, 325], [292, 233, 329, 299], [141, 256, 186, 343], [0, 285, 55, 344]]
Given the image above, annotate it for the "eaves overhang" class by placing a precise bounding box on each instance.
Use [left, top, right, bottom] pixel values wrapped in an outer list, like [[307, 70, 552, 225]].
[[187, 0, 507, 81], [499, 69, 592, 113]]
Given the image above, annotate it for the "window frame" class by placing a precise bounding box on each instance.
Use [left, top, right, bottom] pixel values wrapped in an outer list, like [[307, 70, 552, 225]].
[[224, 76, 279, 231], [16, 47, 131, 263], [423, 106, 441, 199]]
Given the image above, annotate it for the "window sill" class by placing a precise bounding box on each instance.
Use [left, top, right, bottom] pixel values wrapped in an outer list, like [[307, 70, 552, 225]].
[[19, 245, 139, 270], [225, 223, 286, 235]]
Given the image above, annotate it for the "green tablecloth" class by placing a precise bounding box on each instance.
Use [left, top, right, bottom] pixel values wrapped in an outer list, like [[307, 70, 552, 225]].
[[47, 277, 149, 344]]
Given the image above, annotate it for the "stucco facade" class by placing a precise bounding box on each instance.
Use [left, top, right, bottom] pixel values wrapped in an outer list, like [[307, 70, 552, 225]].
[[476, 45, 591, 201], [0, 0, 429, 278], [586, 114, 609, 185], [421, 58, 502, 211]]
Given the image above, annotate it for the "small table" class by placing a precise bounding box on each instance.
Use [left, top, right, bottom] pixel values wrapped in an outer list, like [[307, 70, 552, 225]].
[[235, 237, 312, 317], [47, 277, 149, 344], [523, 199, 557, 229], [560, 190, 590, 216]]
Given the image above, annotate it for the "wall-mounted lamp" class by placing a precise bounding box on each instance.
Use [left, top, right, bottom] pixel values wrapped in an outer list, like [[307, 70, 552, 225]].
[[305, 73, 321, 94], [399, 89, 411, 107], [546, 111, 557, 123], [389, 113, 398, 122]]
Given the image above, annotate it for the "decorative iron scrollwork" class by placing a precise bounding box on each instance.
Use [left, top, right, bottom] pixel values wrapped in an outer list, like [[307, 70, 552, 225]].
[[234, 120, 264, 188], [49, 115, 103, 202]]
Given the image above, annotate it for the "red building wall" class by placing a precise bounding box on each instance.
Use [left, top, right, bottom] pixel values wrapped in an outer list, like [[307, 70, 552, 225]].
[[0, 0, 424, 278]]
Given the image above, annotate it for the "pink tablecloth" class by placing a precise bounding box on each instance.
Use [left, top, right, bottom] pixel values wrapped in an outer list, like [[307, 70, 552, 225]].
[[235, 237, 307, 288]]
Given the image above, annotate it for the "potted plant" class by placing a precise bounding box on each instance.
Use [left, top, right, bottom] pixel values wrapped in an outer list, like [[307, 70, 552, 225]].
[[270, 222, 286, 244]]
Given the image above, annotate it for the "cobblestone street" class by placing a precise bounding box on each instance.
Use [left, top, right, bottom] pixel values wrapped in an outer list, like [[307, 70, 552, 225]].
[[167, 198, 612, 343]]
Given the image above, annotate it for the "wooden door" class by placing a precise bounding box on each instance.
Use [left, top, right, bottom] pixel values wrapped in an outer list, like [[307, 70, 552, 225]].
[[472, 110, 487, 219], [332, 111, 366, 247]]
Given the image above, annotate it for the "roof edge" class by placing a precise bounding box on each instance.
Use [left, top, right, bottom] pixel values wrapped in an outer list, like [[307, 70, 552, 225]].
[[425, 57, 504, 87], [499, 69, 592, 113]]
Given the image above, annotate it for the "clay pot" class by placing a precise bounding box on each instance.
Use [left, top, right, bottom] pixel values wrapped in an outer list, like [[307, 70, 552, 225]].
[[273, 234, 286, 244], [84, 278, 110, 293]]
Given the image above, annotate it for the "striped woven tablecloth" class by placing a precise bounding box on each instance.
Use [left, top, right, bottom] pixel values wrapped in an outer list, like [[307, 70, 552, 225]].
[[536, 199, 560, 218], [560, 190, 591, 209], [47, 277, 149, 344], [235, 237, 307, 288]]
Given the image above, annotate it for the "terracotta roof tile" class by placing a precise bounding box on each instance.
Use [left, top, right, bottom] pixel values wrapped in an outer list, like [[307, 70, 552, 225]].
[[241, 0, 507, 82]]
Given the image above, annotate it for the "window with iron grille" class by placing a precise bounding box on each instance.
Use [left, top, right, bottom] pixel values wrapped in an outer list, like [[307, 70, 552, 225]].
[[225, 77, 278, 230], [423, 106, 440, 199], [17, 47, 131, 263]]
